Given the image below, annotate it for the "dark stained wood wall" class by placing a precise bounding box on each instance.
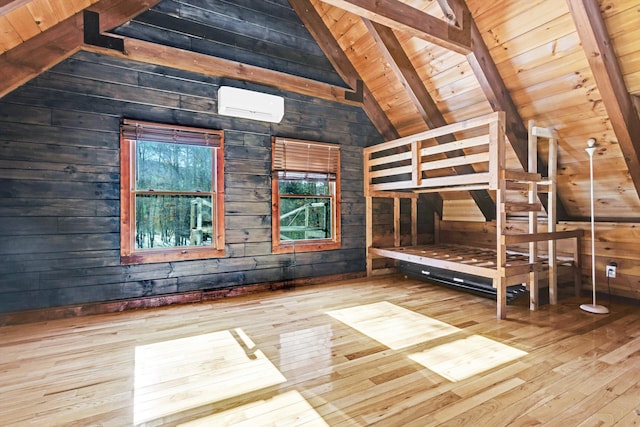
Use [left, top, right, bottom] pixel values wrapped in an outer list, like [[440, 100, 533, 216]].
[[369, 197, 435, 272], [113, 0, 347, 87], [0, 50, 381, 314]]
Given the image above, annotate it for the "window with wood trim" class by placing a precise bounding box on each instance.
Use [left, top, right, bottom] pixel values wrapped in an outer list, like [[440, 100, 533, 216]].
[[120, 120, 224, 264], [272, 137, 341, 253]]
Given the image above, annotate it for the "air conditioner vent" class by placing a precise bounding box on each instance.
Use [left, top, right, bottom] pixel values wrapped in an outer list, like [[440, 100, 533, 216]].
[[217, 86, 284, 123]]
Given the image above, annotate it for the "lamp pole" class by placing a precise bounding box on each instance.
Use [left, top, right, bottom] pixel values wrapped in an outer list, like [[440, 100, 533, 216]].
[[580, 138, 609, 314]]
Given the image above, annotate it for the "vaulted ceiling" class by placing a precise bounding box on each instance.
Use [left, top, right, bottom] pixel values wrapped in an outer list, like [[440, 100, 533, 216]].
[[1, 0, 640, 221]]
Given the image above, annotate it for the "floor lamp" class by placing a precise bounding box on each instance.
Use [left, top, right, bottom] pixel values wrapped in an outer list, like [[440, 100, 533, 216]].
[[580, 138, 609, 314]]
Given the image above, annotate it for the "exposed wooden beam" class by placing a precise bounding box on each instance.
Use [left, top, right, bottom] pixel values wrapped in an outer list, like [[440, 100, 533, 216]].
[[633, 95, 640, 119], [91, 0, 160, 32], [0, 0, 30, 15], [436, 0, 466, 28], [318, 0, 471, 55], [289, 0, 395, 137], [0, 0, 364, 106], [436, 0, 456, 23], [364, 19, 495, 220], [566, 0, 640, 199], [0, 0, 159, 99], [288, 0, 357, 89], [84, 10, 125, 52], [362, 20, 435, 130], [291, 0, 442, 217], [0, 0, 22, 8], [0, 15, 83, 99], [446, 0, 570, 221], [83, 37, 361, 107], [463, 23, 528, 165], [361, 85, 398, 141]]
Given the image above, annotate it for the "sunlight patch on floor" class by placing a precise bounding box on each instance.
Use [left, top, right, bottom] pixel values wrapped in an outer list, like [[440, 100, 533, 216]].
[[409, 334, 528, 381], [178, 390, 329, 427], [327, 301, 459, 350], [133, 329, 286, 424], [279, 324, 333, 372]]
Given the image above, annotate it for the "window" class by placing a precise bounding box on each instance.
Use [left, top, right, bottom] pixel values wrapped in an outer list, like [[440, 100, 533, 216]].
[[120, 120, 224, 264], [272, 137, 340, 253]]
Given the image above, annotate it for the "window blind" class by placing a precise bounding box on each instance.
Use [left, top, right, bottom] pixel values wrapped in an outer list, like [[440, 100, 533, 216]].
[[122, 120, 221, 147], [273, 137, 340, 180]]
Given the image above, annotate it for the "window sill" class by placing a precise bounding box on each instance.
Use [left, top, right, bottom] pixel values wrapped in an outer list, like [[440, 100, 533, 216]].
[[121, 247, 225, 264], [272, 241, 341, 254]]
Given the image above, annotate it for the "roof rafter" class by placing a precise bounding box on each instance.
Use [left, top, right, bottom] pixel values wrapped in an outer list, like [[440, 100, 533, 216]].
[[289, 0, 395, 139], [288, 0, 357, 90], [567, 0, 640, 199], [446, 0, 570, 221], [0, 0, 31, 15], [364, 19, 495, 220], [318, 0, 471, 55], [633, 95, 640, 118], [0, 0, 160, 99], [290, 0, 443, 217], [319, 0, 570, 220]]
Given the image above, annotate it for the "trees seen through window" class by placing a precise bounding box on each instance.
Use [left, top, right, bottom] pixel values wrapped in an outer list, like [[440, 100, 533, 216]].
[[120, 120, 224, 264]]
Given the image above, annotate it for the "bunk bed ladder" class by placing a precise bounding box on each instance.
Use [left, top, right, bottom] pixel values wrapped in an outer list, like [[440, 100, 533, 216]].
[[500, 120, 560, 312]]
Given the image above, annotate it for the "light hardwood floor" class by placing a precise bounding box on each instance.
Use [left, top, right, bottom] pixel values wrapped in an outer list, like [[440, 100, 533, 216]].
[[1, 275, 640, 426]]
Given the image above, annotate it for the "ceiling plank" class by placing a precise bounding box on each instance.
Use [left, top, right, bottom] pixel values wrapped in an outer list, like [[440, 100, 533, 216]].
[[288, 0, 357, 90], [364, 19, 495, 220], [0, 0, 159, 99], [0, 14, 83, 99], [566, 0, 640, 198], [83, 37, 362, 107], [289, 0, 396, 138], [318, 0, 471, 55], [446, 0, 570, 221], [291, 0, 443, 217]]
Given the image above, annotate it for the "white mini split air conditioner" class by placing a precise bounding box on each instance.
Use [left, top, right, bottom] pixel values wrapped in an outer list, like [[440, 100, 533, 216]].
[[217, 86, 284, 123]]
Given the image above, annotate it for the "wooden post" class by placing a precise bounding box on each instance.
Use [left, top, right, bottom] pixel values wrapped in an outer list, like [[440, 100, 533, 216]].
[[394, 197, 401, 247], [547, 134, 558, 304], [364, 148, 373, 276], [366, 196, 373, 276], [488, 112, 501, 191], [411, 197, 418, 246], [573, 234, 582, 297], [412, 140, 422, 187], [493, 112, 507, 319], [528, 120, 539, 311]]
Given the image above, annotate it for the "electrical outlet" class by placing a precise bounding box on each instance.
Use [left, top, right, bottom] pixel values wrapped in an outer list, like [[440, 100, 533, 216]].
[[606, 263, 617, 278]]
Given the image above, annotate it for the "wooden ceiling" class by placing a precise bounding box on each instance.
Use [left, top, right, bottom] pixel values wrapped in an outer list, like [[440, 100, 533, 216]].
[[1, 0, 640, 221], [0, 0, 99, 53]]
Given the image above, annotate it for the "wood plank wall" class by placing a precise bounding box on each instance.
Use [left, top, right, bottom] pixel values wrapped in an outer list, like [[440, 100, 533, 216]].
[[570, 221, 640, 301], [0, 50, 381, 314], [369, 196, 435, 271], [439, 220, 640, 301], [112, 0, 346, 88]]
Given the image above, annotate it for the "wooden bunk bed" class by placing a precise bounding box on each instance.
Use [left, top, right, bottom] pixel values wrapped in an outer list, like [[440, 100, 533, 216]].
[[364, 112, 582, 319]]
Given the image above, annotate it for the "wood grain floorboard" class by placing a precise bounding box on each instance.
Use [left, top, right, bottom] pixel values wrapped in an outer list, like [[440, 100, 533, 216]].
[[1, 274, 640, 426]]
